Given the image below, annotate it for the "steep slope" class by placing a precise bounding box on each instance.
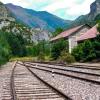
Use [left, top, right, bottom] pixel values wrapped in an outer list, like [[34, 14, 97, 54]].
[[70, 0, 100, 28], [0, 2, 11, 18], [0, 2, 50, 42], [6, 3, 71, 31]]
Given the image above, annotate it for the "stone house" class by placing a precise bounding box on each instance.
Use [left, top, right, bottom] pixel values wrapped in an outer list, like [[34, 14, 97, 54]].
[[50, 24, 91, 53]]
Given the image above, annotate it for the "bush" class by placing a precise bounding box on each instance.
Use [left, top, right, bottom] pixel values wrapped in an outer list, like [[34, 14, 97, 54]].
[[51, 39, 68, 60], [4, 32, 26, 57], [37, 52, 45, 62], [26, 45, 38, 57], [26, 41, 51, 57], [59, 51, 75, 64], [0, 32, 11, 65], [72, 35, 100, 62], [52, 28, 63, 37]]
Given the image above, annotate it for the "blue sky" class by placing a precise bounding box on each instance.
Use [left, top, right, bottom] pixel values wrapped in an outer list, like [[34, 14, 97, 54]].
[[1, 0, 95, 20]]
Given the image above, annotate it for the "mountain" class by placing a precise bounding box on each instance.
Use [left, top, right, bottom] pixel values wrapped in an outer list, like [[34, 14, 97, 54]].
[[0, 1, 15, 29], [69, 0, 100, 28], [0, 2, 50, 42], [0, 2, 11, 18], [6, 3, 71, 31]]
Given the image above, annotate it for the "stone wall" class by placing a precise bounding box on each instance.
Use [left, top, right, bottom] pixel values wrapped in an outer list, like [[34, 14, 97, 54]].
[[68, 26, 90, 53]]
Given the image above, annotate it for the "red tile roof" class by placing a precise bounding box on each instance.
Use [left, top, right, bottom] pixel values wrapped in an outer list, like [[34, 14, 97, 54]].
[[77, 25, 99, 41], [50, 25, 84, 41]]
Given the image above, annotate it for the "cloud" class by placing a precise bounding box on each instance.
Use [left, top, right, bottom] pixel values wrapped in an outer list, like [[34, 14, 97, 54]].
[[0, 0, 95, 20], [1, 0, 31, 7], [41, 0, 95, 20]]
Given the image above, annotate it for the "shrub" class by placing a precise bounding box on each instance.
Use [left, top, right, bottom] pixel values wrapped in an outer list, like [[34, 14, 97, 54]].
[[52, 28, 64, 37], [4, 32, 26, 57], [37, 52, 45, 62], [72, 43, 84, 61], [51, 39, 68, 60], [72, 36, 100, 62], [59, 51, 75, 64], [26, 45, 38, 57], [0, 32, 11, 65]]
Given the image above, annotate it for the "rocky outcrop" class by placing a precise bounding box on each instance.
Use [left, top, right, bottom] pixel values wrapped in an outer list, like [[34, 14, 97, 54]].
[[68, 0, 100, 28], [31, 28, 50, 42], [88, 0, 100, 20], [0, 2, 50, 42], [0, 2, 9, 18]]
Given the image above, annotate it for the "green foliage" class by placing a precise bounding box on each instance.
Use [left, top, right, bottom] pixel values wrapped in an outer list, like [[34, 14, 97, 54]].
[[26, 45, 38, 57], [37, 40, 51, 56], [52, 27, 63, 37], [95, 14, 100, 22], [4, 32, 26, 57], [72, 44, 83, 61], [93, 35, 100, 58], [51, 39, 68, 60], [72, 35, 100, 62], [26, 40, 51, 57], [0, 32, 11, 65], [59, 51, 75, 63], [97, 21, 100, 32], [37, 52, 45, 62]]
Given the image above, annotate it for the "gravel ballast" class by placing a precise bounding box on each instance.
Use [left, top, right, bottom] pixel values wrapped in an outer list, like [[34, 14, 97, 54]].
[[0, 62, 14, 100], [29, 66, 100, 100]]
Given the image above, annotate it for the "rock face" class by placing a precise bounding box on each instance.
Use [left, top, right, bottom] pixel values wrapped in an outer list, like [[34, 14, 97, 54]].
[[69, 0, 100, 28], [6, 3, 71, 31], [0, 2, 50, 42], [88, 0, 100, 20], [0, 2, 9, 18], [31, 28, 51, 43], [0, 2, 15, 29]]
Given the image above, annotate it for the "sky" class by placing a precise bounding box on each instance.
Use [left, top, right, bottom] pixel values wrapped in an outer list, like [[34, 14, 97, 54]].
[[1, 0, 95, 20]]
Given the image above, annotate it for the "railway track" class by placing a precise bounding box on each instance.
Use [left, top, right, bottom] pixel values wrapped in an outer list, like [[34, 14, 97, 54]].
[[23, 62, 100, 85], [10, 62, 71, 100], [25, 62, 100, 76], [28, 61, 100, 70], [2, 62, 16, 100]]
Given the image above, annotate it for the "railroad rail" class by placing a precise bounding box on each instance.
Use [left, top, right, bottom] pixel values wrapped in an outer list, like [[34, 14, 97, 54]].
[[25, 62, 100, 76], [10, 61, 71, 100], [27, 61, 100, 70], [22, 62, 100, 85]]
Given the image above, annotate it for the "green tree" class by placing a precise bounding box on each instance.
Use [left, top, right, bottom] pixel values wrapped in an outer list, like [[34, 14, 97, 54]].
[[93, 35, 100, 58], [0, 32, 11, 65], [4, 32, 26, 57], [72, 35, 100, 62], [52, 28, 63, 37], [95, 14, 100, 22], [51, 39, 68, 60]]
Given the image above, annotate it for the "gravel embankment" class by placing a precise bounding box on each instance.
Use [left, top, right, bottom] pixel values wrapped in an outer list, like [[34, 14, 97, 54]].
[[0, 62, 14, 99], [32, 63, 100, 75], [30, 67, 100, 100]]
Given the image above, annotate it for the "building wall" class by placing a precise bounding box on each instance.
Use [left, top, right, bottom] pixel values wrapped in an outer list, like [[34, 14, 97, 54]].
[[68, 36, 77, 53], [68, 26, 90, 53]]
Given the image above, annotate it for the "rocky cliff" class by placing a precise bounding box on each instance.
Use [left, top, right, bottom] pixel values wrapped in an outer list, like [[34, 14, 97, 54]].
[[68, 0, 100, 28], [0, 2, 50, 42]]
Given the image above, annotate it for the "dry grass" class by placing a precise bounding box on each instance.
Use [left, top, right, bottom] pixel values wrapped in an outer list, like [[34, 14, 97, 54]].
[[9, 57, 37, 62]]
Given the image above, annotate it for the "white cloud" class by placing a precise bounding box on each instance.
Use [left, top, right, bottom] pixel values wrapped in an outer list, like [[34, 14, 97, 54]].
[[41, 0, 95, 16], [1, 0, 30, 7], [66, 0, 95, 16], [41, 0, 77, 12], [0, 0, 95, 20]]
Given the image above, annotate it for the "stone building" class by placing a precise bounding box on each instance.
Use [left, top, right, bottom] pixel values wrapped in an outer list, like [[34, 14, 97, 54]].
[[50, 24, 91, 53]]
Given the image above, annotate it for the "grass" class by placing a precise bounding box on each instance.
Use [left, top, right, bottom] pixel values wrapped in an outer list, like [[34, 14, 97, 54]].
[[9, 57, 37, 62]]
